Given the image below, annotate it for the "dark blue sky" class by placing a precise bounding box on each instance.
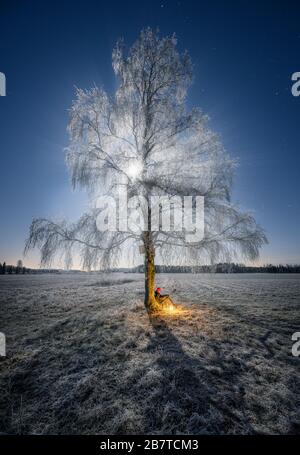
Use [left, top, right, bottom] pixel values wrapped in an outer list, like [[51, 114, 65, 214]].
[[0, 0, 300, 266]]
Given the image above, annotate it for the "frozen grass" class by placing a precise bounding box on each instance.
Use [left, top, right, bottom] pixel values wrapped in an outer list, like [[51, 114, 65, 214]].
[[0, 273, 299, 434]]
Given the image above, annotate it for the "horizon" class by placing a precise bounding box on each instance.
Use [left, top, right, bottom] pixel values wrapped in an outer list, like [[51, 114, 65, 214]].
[[1, 261, 300, 272]]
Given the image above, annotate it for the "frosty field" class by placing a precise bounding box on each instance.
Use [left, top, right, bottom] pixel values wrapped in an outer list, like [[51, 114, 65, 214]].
[[0, 273, 299, 435]]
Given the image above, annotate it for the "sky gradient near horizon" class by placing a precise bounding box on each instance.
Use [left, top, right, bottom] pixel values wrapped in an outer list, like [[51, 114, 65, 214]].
[[0, 0, 300, 268]]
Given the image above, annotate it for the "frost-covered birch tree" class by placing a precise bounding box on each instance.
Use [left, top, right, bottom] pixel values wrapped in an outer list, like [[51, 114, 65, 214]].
[[25, 29, 267, 311]]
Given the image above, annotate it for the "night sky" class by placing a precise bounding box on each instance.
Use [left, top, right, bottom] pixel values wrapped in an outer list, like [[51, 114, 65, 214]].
[[0, 0, 300, 267]]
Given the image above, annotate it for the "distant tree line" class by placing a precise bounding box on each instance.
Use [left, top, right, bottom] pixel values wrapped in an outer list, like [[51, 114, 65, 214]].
[[122, 263, 300, 274], [0, 261, 26, 274], [0, 260, 60, 275], [1, 261, 300, 275]]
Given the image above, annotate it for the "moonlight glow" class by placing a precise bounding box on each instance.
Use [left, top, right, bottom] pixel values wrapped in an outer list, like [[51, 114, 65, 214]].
[[126, 161, 143, 181]]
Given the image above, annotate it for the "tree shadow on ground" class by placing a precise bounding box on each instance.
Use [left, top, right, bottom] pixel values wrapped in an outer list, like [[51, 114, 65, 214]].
[[133, 311, 256, 434], [145, 314, 207, 433]]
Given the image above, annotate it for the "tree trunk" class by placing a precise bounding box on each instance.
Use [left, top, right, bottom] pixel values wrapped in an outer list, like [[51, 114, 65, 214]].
[[144, 247, 157, 311], [143, 189, 160, 312], [143, 229, 159, 312]]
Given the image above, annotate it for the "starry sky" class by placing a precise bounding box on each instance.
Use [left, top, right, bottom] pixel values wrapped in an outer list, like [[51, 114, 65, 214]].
[[0, 0, 300, 267]]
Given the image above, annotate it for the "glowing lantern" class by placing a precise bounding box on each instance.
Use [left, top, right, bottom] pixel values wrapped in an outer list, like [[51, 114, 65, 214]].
[[168, 303, 174, 312]]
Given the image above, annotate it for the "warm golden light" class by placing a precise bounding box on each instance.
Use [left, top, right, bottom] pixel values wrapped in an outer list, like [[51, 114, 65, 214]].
[[159, 302, 189, 317]]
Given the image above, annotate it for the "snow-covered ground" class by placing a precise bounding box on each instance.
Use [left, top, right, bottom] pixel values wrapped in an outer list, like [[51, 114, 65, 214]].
[[0, 273, 299, 434]]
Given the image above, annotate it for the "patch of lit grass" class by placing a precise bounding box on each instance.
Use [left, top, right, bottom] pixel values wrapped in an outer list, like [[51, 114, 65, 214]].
[[160, 302, 191, 317]]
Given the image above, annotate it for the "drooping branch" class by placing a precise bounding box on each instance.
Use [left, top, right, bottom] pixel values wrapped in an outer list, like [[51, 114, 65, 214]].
[[25, 216, 135, 269]]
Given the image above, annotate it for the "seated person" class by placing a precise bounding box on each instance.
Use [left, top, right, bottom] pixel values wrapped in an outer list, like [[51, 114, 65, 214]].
[[154, 287, 174, 305]]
